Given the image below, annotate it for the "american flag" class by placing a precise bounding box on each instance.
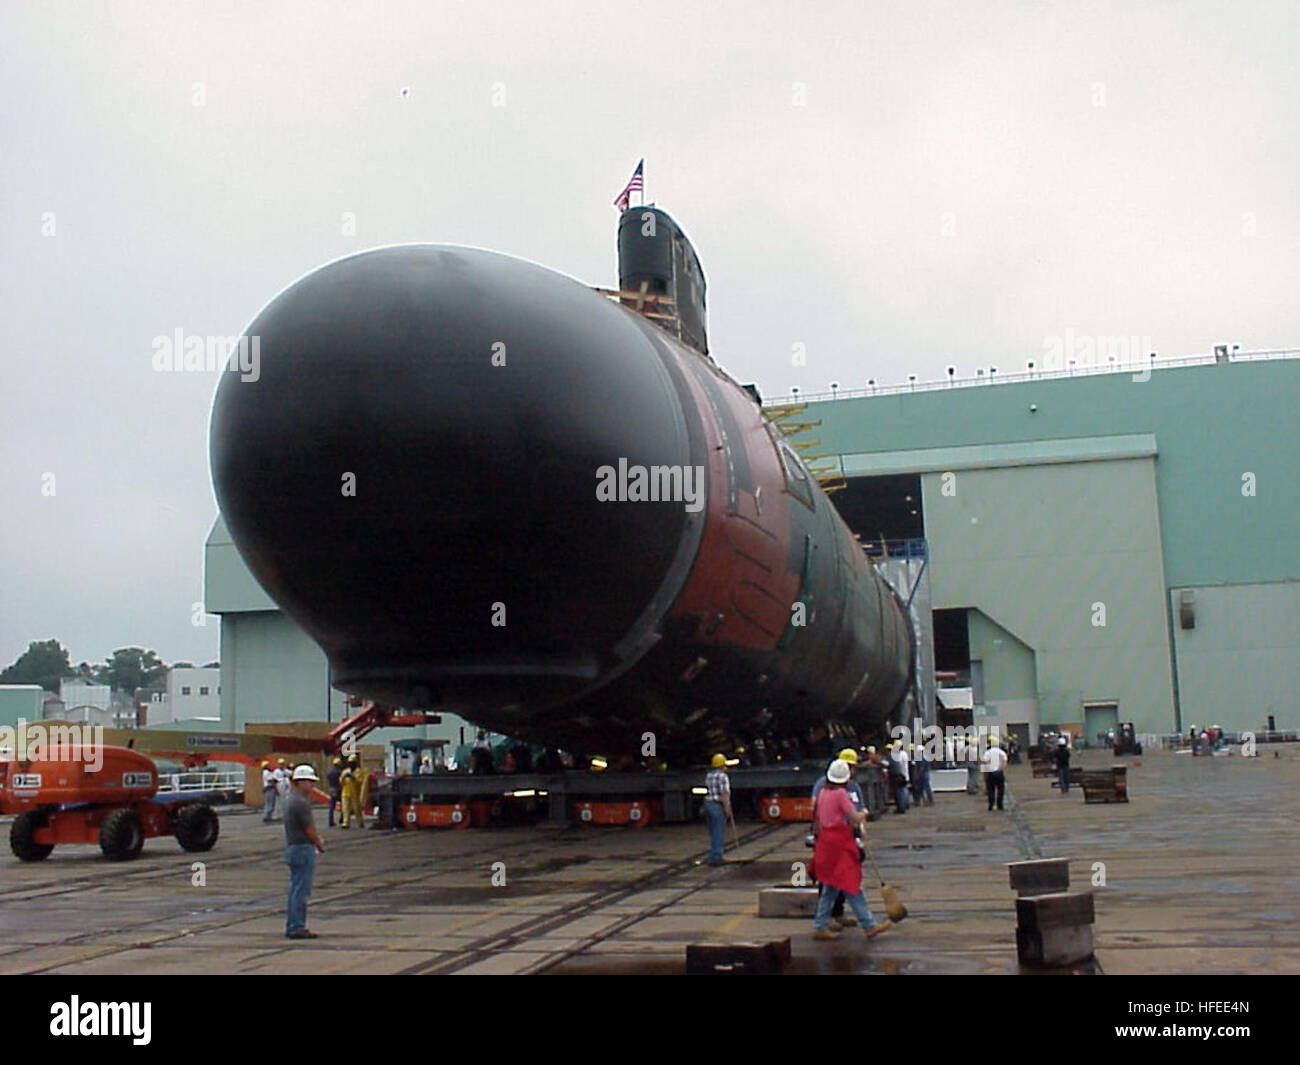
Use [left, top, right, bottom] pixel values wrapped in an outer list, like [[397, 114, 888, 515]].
[[613, 159, 644, 212]]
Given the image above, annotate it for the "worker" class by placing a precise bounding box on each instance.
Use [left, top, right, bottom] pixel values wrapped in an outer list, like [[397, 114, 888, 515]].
[[261, 760, 278, 823], [326, 756, 343, 827], [811, 749, 866, 927], [340, 757, 366, 829], [702, 754, 732, 865], [982, 735, 1008, 810], [889, 741, 910, 813], [1053, 736, 1071, 794], [810, 759, 892, 941], [273, 758, 291, 807], [470, 731, 494, 774], [907, 744, 922, 804], [911, 744, 934, 806], [283, 763, 326, 939]]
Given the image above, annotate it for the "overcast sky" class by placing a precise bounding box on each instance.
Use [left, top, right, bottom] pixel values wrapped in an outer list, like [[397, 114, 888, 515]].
[[2, 0, 1297, 670]]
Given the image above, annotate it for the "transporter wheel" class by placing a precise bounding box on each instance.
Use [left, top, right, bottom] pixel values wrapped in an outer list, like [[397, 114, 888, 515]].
[[174, 803, 220, 852], [10, 810, 54, 861], [99, 809, 145, 861]]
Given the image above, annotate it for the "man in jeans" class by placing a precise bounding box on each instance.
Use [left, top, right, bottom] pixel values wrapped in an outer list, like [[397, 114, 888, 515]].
[[889, 742, 911, 813], [811, 749, 866, 927], [981, 735, 1008, 811], [702, 754, 732, 865], [261, 761, 278, 822], [326, 756, 343, 828], [811, 759, 892, 941], [284, 764, 326, 939], [1053, 736, 1072, 794]]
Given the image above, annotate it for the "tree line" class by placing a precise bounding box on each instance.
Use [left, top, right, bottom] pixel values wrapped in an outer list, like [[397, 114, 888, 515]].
[[0, 639, 218, 695]]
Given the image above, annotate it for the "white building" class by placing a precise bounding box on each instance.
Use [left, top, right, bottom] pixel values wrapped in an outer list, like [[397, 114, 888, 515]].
[[58, 680, 112, 719], [155, 666, 222, 724]]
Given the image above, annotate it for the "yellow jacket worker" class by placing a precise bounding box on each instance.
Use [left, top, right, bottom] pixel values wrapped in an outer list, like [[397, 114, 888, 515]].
[[340, 759, 368, 829]]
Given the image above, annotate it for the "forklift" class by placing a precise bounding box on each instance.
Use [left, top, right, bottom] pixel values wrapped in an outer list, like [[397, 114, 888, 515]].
[[1113, 722, 1143, 756]]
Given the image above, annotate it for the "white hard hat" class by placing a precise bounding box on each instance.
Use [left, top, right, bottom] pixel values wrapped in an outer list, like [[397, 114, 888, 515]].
[[827, 758, 851, 784], [291, 764, 319, 782]]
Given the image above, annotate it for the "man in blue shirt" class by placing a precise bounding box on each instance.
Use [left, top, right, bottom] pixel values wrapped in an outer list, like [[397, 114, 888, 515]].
[[811, 748, 865, 927], [703, 754, 732, 865]]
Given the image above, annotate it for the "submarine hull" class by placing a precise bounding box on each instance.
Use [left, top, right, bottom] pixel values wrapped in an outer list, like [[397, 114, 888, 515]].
[[209, 245, 913, 759]]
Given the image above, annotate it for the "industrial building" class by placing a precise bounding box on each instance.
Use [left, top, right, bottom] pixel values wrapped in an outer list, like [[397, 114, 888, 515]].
[[784, 350, 1299, 743], [204, 350, 1297, 751], [0, 685, 44, 728]]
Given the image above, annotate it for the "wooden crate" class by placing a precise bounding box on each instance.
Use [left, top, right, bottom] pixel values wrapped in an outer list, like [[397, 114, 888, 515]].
[[1015, 891, 1096, 967], [1081, 766, 1128, 804], [686, 938, 791, 974], [1007, 857, 1070, 896]]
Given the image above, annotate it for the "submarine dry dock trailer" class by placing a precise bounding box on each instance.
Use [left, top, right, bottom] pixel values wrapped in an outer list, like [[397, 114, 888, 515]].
[[377, 764, 892, 829]]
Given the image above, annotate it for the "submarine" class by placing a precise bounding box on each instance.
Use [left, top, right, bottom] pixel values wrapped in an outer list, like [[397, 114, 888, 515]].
[[209, 207, 915, 760]]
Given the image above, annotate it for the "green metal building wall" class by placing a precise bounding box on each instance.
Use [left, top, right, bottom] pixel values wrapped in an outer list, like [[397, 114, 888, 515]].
[[800, 358, 1299, 736]]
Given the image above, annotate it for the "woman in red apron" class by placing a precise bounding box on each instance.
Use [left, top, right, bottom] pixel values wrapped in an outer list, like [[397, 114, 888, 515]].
[[810, 759, 892, 940]]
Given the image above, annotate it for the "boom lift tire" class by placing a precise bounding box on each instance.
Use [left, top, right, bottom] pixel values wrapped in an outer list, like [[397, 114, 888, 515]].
[[100, 808, 145, 861], [11, 810, 54, 862], [175, 803, 219, 852]]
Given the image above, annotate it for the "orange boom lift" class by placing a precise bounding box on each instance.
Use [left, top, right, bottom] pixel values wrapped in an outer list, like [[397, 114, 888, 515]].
[[0, 744, 220, 862]]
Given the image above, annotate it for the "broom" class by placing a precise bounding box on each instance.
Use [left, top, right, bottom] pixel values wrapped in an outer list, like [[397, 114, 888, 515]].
[[861, 831, 908, 922]]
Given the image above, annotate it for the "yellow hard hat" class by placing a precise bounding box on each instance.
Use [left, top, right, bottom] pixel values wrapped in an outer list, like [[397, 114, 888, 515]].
[[837, 748, 859, 765], [710, 753, 727, 768], [332, 757, 343, 765], [277, 758, 286, 765]]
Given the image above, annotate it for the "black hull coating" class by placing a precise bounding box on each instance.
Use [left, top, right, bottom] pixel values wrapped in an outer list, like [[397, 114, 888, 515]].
[[210, 246, 913, 760]]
